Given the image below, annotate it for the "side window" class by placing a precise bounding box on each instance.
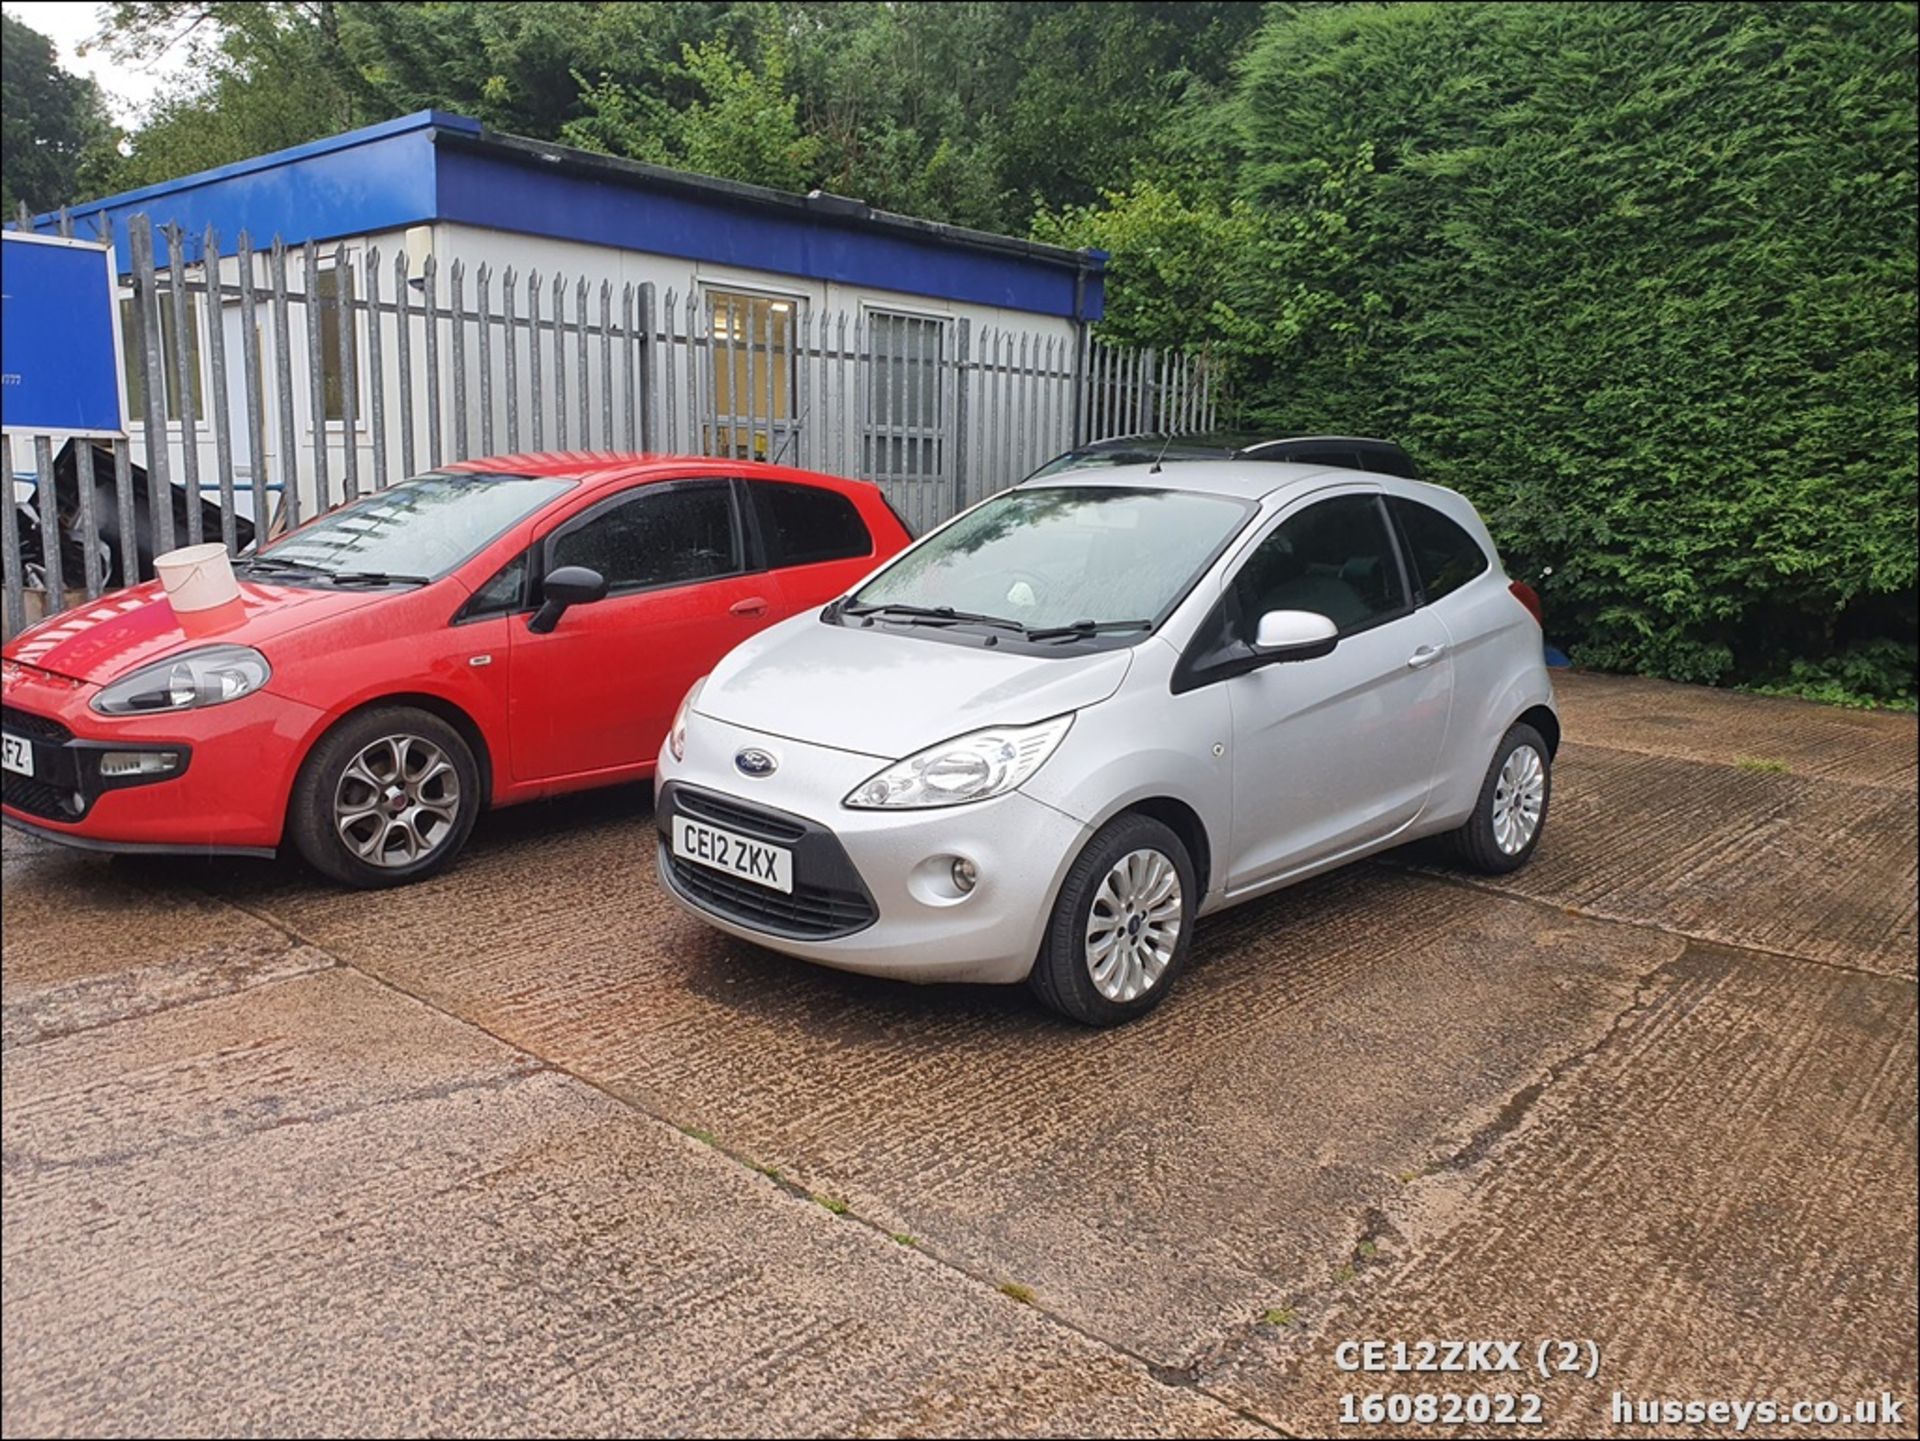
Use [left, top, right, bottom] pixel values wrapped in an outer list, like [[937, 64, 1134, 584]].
[[550, 481, 741, 592], [753, 481, 872, 568], [1389, 496, 1488, 602], [460, 550, 528, 620], [1229, 494, 1409, 638]]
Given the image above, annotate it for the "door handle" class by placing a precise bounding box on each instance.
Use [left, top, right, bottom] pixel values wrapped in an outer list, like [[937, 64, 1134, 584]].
[[730, 596, 769, 616], [1407, 643, 1447, 669]]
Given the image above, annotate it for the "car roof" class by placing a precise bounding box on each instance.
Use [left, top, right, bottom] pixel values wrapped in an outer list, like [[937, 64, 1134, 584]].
[[439, 451, 880, 498]]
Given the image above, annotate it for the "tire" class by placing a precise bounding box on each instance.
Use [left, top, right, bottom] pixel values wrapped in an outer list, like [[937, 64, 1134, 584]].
[[289, 706, 480, 888], [1444, 721, 1551, 874], [1028, 813, 1197, 1027]]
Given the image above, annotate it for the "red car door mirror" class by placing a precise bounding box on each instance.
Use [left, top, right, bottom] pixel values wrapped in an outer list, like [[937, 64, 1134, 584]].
[[528, 566, 609, 634]]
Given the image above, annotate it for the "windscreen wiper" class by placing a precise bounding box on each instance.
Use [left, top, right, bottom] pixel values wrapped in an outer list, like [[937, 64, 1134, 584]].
[[841, 602, 1026, 633], [319, 569, 432, 587], [1023, 618, 1153, 642], [238, 554, 324, 576]]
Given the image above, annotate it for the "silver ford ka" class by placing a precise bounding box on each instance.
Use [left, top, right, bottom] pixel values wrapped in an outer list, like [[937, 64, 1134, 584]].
[[656, 461, 1558, 1025]]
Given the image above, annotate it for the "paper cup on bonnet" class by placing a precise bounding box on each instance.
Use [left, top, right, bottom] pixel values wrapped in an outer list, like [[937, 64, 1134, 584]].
[[153, 543, 241, 612]]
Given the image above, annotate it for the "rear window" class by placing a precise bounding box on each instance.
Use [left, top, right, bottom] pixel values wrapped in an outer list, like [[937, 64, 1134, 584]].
[[1390, 496, 1489, 601], [753, 481, 872, 567]]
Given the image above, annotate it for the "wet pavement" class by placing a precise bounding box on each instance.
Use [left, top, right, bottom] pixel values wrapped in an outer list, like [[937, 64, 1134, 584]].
[[3, 671, 1915, 1436]]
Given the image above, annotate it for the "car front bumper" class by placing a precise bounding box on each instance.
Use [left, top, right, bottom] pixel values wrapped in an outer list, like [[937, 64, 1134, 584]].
[[1, 661, 319, 855], [655, 711, 1091, 985]]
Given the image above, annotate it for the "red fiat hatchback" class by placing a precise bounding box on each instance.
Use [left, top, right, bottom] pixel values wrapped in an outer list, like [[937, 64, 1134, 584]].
[[1, 454, 910, 886]]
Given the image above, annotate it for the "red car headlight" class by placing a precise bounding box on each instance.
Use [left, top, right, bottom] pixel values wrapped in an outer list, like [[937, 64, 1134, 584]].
[[91, 645, 272, 716]]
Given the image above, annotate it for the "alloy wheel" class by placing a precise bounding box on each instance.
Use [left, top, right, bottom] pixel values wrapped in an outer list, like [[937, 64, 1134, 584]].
[[1492, 743, 1546, 855], [333, 733, 463, 868], [1085, 847, 1183, 1002]]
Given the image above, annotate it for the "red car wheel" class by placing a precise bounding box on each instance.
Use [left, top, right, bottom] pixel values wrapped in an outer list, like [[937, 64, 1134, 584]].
[[290, 705, 480, 887]]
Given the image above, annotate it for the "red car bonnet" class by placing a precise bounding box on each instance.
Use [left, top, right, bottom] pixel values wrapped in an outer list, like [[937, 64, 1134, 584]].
[[2, 580, 389, 685]]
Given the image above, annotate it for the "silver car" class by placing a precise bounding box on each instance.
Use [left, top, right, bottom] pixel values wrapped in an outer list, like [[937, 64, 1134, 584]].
[[656, 462, 1558, 1025]]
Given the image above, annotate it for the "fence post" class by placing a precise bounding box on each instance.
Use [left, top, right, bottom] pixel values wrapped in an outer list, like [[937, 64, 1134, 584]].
[[501, 267, 519, 453], [449, 258, 469, 461], [0, 435, 21, 634], [366, 247, 389, 489], [579, 277, 593, 448], [952, 317, 971, 517], [303, 241, 330, 511], [237, 231, 270, 533], [527, 271, 543, 451], [32, 437, 62, 612], [628, 282, 645, 451], [130, 216, 177, 557], [451, 259, 472, 459], [334, 246, 360, 502], [394, 252, 416, 480], [551, 272, 567, 451], [599, 279, 613, 451], [421, 254, 442, 468], [476, 263, 494, 457], [164, 223, 204, 544], [203, 225, 237, 550], [269, 239, 299, 528], [75, 436, 103, 598]]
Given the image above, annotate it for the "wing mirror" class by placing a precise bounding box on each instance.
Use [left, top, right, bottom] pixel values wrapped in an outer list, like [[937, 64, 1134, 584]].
[[1253, 609, 1338, 663], [527, 565, 608, 634]]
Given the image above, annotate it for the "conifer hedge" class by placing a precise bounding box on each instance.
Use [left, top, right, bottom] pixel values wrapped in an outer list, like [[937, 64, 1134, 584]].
[[1051, 2, 1918, 702]]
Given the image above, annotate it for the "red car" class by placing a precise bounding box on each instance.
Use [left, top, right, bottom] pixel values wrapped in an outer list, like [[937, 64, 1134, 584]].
[[1, 454, 911, 886]]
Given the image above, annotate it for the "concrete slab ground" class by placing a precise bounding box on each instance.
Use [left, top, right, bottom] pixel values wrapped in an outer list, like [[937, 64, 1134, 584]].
[[3, 672, 1915, 1436]]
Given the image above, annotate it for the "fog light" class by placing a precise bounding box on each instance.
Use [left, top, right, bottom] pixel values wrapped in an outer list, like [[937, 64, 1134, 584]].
[[950, 857, 978, 893], [98, 750, 181, 778]]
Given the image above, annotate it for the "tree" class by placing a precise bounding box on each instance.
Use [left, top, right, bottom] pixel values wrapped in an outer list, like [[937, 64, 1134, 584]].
[[1, 10, 115, 215], [565, 32, 822, 192]]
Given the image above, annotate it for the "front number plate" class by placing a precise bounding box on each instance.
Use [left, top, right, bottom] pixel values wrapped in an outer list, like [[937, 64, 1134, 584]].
[[672, 815, 793, 894], [1, 733, 32, 778]]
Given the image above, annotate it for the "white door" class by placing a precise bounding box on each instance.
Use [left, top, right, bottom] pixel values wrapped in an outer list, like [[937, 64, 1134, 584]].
[[1222, 490, 1454, 890]]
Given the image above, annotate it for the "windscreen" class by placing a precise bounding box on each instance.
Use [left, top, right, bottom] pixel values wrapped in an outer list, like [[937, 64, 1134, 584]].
[[253, 472, 574, 580], [852, 486, 1251, 631]]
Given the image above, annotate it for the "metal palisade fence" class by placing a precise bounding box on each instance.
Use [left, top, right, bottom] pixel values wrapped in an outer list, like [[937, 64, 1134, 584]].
[[2, 211, 1214, 637]]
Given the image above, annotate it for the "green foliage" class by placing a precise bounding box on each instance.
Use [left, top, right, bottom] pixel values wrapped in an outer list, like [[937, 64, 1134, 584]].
[[565, 33, 822, 191], [1, 11, 116, 215], [1742, 639, 1918, 710], [1054, 2, 1919, 701], [72, 2, 1260, 234], [23, 1, 1915, 702]]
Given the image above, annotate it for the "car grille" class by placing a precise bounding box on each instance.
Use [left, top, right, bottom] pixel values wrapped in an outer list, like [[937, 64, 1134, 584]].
[[673, 785, 808, 844], [662, 842, 876, 938], [2, 706, 82, 821], [3, 773, 77, 822], [658, 782, 876, 941], [1, 706, 72, 744]]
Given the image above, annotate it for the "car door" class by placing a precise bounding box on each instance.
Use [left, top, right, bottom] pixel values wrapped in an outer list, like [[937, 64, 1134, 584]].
[[507, 478, 776, 783], [1218, 489, 1454, 889]]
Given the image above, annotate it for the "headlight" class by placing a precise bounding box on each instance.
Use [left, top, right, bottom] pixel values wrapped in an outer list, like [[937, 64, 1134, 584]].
[[845, 714, 1073, 810], [91, 645, 272, 716], [668, 677, 706, 762]]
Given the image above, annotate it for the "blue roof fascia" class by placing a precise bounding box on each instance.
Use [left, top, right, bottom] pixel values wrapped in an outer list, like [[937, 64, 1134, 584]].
[[27, 108, 1105, 318], [30, 111, 472, 269], [434, 139, 1105, 320]]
